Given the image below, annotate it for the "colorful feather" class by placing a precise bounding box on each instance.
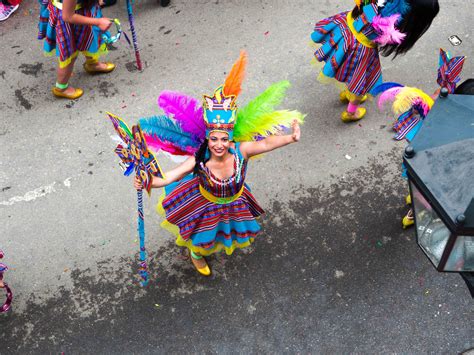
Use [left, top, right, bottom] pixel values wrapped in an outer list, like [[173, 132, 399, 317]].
[[377, 86, 404, 110], [142, 134, 195, 156], [392, 87, 434, 116], [379, 0, 410, 20], [139, 115, 200, 156], [371, 81, 404, 96], [237, 81, 291, 123], [372, 14, 406, 45], [223, 50, 248, 97], [157, 91, 205, 142], [378, 87, 434, 116], [234, 110, 305, 142]]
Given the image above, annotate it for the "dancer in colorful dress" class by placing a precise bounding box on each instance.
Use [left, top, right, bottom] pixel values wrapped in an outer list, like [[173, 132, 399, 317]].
[[134, 52, 305, 276], [311, 0, 439, 122], [38, 0, 115, 99], [375, 48, 466, 228]]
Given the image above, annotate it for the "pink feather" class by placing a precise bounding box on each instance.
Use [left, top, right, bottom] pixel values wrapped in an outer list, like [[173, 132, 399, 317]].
[[377, 87, 403, 110], [372, 14, 406, 45], [143, 133, 198, 156], [158, 91, 206, 141]]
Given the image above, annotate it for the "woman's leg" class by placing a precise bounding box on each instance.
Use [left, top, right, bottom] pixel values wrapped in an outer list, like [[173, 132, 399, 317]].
[[53, 57, 83, 98], [56, 57, 79, 95], [341, 96, 366, 122], [189, 250, 211, 276]]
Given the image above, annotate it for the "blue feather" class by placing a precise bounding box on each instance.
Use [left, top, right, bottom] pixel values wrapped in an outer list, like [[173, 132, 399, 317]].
[[380, 0, 410, 19], [139, 115, 200, 149], [371, 82, 404, 96]]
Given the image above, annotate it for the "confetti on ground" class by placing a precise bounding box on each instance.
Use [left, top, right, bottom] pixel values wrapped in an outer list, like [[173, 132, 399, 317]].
[[345, 154, 352, 160], [425, 289, 430, 295], [376, 241, 383, 248], [134, 239, 138, 243], [154, 304, 160, 308], [264, 31, 270, 36]]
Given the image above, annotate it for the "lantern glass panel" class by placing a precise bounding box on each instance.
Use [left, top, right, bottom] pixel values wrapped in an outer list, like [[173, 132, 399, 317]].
[[411, 182, 451, 267], [444, 236, 474, 272]]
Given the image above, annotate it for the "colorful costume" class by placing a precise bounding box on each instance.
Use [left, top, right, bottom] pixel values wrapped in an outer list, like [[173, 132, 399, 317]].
[[139, 52, 304, 256], [375, 49, 466, 228], [38, 0, 108, 68], [311, 0, 411, 101], [158, 143, 264, 256]]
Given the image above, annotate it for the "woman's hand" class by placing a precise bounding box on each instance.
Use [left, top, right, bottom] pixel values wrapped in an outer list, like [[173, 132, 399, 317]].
[[133, 175, 143, 190], [291, 120, 301, 142], [97, 17, 113, 32]]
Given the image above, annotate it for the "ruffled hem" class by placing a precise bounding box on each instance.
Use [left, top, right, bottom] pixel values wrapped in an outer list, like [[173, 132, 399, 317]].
[[43, 42, 108, 68], [157, 192, 257, 256], [317, 72, 375, 101]]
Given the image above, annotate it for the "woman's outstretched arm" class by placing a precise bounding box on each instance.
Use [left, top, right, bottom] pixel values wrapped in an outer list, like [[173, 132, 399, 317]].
[[239, 120, 301, 159]]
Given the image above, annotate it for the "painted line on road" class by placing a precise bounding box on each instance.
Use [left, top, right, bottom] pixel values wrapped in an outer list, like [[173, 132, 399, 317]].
[[0, 178, 72, 206]]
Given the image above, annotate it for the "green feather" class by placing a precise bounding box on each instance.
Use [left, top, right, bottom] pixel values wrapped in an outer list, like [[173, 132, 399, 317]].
[[237, 80, 291, 126], [234, 110, 305, 142]]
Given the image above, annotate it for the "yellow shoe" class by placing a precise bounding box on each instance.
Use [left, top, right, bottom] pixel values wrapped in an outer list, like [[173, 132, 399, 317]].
[[189, 251, 211, 276], [406, 194, 412, 205], [83, 62, 116, 74], [402, 209, 414, 229], [339, 91, 368, 104], [341, 107, 366, 122], [52, 86, 84, 99]]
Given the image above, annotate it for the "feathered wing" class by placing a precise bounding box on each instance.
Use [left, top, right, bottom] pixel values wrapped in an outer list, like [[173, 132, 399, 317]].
[[139, 115, 200, 156], [223, 50, 248, 97], [234, 81, 304, 141], [157, 91, 205, 142]]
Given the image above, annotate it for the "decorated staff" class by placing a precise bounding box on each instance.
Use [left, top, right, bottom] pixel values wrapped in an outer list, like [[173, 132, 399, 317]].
[[106, 112, 164, 286], [125, 0, 143, 71], [0, 250, 13, 313]]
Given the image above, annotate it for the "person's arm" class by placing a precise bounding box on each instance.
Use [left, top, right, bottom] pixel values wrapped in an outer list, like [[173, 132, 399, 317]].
[[239, 120, 301, 159], [134, 156, 196, 190], [62, 0, 112, 31]]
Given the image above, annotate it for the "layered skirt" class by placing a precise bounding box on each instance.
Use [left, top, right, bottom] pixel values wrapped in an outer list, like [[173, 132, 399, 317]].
[[158, 175, 264, 256]]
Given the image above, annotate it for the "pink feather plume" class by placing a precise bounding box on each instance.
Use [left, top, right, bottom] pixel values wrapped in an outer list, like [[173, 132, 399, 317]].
[[158, 91, 206, 141], [143, 133, 198, 156], [372, 14, 406, 45], [377, 87, 403, 110]]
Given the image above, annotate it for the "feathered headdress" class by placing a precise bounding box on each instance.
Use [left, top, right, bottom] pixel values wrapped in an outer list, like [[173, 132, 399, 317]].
[[139, 52, 304, 157]]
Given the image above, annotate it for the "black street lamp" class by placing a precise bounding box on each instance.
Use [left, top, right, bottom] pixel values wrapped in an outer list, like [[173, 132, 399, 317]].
[[403, 88, 474, 296]]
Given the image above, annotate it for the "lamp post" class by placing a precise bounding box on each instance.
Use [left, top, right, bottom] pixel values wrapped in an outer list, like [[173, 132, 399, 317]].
[[403, 88, 474, 296]]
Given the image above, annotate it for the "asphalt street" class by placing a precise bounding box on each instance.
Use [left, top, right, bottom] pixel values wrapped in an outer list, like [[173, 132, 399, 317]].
[[0, 0, 473, 353]]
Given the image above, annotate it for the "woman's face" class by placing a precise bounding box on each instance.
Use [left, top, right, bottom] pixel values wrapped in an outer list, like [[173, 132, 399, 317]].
[[208, 131, 230, 157]]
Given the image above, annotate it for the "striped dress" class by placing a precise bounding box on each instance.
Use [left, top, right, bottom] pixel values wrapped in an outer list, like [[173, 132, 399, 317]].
[[37, 0, 108, 68], [158, 143, 264, 256], [311, 4, 383, 96]]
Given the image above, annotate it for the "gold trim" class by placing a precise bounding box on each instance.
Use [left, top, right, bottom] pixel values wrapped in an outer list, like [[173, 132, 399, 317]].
[[199, 184, 244, 204]]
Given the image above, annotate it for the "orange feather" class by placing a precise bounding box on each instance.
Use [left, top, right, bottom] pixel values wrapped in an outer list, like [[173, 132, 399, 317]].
[[223, 50, 248, 97]]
